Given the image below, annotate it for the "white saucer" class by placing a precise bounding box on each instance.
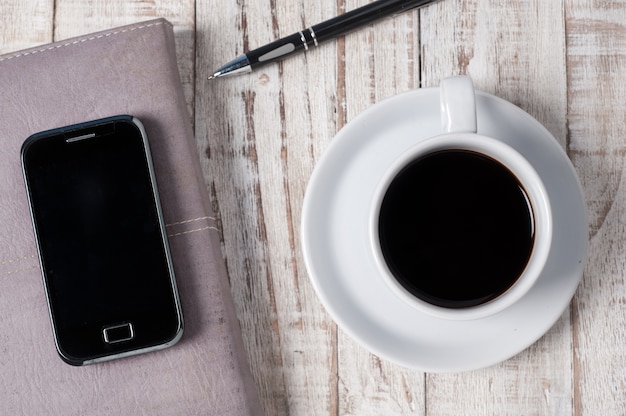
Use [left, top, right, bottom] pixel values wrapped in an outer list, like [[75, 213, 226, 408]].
[[301, 87, 588, 372]]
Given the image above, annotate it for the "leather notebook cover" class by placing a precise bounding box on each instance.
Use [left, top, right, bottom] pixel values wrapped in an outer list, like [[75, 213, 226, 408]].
[[0, 19, 262, 415]]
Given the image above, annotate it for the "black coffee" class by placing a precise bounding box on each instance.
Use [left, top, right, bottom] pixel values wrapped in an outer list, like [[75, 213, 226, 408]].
[[378, 150, 534, 309]]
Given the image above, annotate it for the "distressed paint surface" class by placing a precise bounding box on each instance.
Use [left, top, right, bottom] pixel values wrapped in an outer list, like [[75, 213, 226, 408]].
[[2, 0, 624, 414]]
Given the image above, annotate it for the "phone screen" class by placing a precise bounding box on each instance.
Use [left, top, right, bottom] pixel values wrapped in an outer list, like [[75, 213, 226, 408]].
[[22, 116, 183, 365]]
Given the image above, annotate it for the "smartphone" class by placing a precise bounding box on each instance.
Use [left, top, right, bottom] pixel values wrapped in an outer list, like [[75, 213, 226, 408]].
[[21, 115, 183, 366]]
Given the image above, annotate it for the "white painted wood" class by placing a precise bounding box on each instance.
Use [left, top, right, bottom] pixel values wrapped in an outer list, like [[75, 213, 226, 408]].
[[420, 2, 573, 414], [2, 0, 625, 414], [0, 0, 53, 54], [566, 1, 626, 414], [336, 2, 427, 415], [197, 1, 340, 414]]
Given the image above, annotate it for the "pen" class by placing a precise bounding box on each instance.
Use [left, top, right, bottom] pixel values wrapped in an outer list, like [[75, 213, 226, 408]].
[[209, 0, 438, 79]]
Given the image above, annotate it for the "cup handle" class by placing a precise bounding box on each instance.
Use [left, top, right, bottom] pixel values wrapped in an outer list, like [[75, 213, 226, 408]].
[[440, 76, 477, 134]]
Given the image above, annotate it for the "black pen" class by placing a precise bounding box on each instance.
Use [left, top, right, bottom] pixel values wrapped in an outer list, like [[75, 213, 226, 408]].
[[209, 0, 438, 79]]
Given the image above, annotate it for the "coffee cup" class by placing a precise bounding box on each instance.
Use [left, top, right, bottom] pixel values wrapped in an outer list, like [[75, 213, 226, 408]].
[[371, 76, 552, 320]]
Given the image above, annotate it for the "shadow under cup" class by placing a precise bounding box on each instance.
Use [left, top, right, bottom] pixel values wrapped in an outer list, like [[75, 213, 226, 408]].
[[377, 147, 536, 310]]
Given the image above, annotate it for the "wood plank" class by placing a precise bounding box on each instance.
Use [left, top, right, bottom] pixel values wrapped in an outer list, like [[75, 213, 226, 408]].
[[197, 0, 289, 411], [53, 0, 196, 118], [420, 1, 573, 414], [425, 316, 573, 415], [342, 0, 422, 114], [196, 1, 339, 414], [11, 0, 626, 414], [0, 0, 53, 54], [421, 0, 568, 145], [565, 1, 626, 414], [336, 1, 426, 415], [274, 1, 344, 413]]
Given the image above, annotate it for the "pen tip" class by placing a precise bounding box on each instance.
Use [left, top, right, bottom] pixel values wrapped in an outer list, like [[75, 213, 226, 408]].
[[207, 74, 215, 80]]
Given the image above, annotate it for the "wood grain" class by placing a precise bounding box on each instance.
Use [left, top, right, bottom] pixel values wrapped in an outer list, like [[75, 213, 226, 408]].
[[566, 1, 626, 414], [0, 0, 53, 53], [197, 1, 341, 413], [337, 2, 426, 415], [421, 2, 573, 414], [2, 0, 625, 414]]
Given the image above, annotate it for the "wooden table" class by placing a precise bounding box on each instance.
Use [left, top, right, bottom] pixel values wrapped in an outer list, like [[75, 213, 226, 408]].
[[2, 0, 624, 414]]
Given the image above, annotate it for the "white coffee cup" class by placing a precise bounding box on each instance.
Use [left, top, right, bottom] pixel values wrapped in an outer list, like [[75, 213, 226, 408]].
[[370, 76, 552, 320]]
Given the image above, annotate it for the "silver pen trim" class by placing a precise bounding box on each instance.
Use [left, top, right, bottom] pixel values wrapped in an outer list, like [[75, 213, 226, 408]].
[[299, 31, 309, 50], [309, 27, 318, 46], [258, 43, 296, 62], [208, 54, 252, 79]]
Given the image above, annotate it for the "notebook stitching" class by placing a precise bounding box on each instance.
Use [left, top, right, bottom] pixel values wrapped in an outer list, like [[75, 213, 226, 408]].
[[165, 216, 215, 227], [0, 20, 171, 63], [1, 254, 37, 266], [1, 20, 215, 274], [167, 226, 218, 237], [0, 264, 39, 277]]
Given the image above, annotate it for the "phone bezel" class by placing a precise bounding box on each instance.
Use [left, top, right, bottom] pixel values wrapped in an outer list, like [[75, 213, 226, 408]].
[[21, 115, 184, 366]]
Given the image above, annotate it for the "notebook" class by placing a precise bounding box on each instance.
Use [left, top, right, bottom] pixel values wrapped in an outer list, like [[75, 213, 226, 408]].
[[0, 18, 263, 415]]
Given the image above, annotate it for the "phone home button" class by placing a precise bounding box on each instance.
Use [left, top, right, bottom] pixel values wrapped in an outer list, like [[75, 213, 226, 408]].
[[103, 322, 135, 344]]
